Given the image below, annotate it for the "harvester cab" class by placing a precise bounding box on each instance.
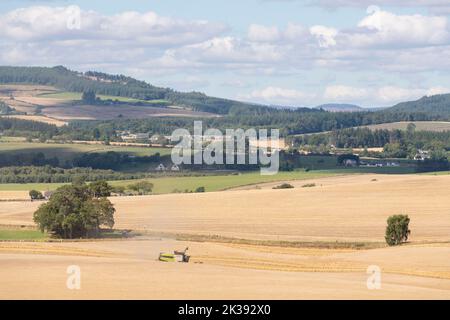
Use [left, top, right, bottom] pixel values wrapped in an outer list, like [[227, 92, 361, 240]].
[[159, 247, 190, 263]]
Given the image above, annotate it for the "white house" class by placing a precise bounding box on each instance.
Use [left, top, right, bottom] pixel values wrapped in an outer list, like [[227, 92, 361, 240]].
[[343, 159, 358, 167], [414, 150, 430, 161], [155, 163, 166, 171]]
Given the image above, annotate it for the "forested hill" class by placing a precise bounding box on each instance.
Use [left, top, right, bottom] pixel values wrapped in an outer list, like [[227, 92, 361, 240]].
[[0, 66, 261, 114], [387, 94, 450, 117]]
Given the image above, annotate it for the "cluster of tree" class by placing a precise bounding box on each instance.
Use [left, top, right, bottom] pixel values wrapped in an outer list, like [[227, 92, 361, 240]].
[[72, 151, 163, 170], [292, 126, 450, 160], [0, 118, 58, 137], [385, 215, 411, 246], [389, 94, 450, 118], [29, 189, 45, 200], [2, 66, 450, 153], [0, 101, 23, 115], [124, 181, 154, 195], [0, 66, 259, 114], [33, 181, 115, 238], [80, 90, 167, 108], [55, 107, 449, 144], [0, 166, 148, 183], [4, 66, 450, 121], [81, 90, 97, 104], [0, 152, 59, 168]]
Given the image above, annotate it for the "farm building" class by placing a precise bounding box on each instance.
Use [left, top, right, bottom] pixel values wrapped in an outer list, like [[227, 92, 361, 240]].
[[414, 150, 430, 161], [155, 163, 166, 171], [343, 159, 358, 167]]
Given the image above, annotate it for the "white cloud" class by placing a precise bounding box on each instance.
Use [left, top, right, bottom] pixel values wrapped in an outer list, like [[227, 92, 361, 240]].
[[0, 5, 226, 46], [324, 85, 447, 105], [376, 86, 424, 103], [426, 86, 450, 96], [239, 83, 450, 107], [241, 86, 315, 105], [1, 4, 450, 107], [309, 0, 450, 12], [310, 25, 338, 47], [164, 36, 283, 67], [355, 8, 449, 47], [324, 85, 368, 101], [247, 23, 309, 43], [248, 24, 281, 42]]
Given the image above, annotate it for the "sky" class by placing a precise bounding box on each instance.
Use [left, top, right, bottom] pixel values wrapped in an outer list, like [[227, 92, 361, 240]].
[[1, 1, 450, 107]]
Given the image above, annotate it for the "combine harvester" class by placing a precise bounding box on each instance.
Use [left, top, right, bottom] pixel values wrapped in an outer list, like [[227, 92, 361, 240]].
[[159, 247, 190, 263]]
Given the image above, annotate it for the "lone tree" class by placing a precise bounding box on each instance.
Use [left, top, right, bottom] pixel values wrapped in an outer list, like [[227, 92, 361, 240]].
[[385, 215, 411, 246], [82, 90, 97, 104], [33, 182, 115, 239], [128, 181, 154, 195], [195, 186, 205, 193], [29, 190, 44, 201]]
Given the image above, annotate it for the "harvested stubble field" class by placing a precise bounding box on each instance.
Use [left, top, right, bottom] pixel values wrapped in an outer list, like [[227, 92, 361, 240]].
[[1, 174, 450, 241], [1, 173, 450, 299], [1, 239, 450, 299], [360, 121, 450, 132]]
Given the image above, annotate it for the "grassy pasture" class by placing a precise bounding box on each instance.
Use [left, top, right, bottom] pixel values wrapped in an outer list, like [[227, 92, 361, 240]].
[[0, 140, 171, 161], [0, 170, 342, 193], [38, 91, 169, 105], [0, 229, 48, 241]]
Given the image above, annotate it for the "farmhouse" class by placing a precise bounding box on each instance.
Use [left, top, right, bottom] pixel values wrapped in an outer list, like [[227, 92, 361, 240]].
[[155, 163, 166, 171], [120, 132, 150, 142], [414, 150, 430, 161], [343, 159, 358, 167]]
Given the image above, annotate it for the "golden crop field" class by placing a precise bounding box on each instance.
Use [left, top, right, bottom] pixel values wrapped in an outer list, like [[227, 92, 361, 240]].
[[1, 239, 450, 299], [1, 173, 450, 299], [360, 121, 450, 132]]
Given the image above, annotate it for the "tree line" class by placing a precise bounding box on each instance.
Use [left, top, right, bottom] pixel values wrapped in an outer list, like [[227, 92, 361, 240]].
[[292, 127, 450, 159], [0, 66, 261, 114], [0, 166, 148, 183]]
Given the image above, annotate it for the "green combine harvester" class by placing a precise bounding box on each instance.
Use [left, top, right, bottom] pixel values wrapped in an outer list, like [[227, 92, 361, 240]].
[[159, 247, 190, 263]]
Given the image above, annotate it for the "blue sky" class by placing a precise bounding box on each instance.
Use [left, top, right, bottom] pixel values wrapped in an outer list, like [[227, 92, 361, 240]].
[[0, 0, 450, 107]]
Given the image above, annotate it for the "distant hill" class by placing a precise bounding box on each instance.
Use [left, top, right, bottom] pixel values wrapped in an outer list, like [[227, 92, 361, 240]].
[[315, 104, 364, 112], [387, 94, 450, 117], [0, 66, 262, 115]]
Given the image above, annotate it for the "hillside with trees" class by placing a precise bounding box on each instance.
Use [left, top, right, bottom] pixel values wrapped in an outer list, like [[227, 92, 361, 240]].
[[387, 94, 450, 117], [1, 66, 450, 142], [0, 66, 261, 114]]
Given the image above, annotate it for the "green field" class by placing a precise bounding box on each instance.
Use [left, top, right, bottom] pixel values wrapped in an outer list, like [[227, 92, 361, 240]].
[[0, 229, 48, 241], [38, 91, 169, 105], [0, 170, 344, 193], [0, 140, 171, 161]]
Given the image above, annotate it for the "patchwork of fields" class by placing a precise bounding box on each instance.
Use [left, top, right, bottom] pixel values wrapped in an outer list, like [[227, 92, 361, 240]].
[[2, 84, 450, 299], [0, 139, 171, 161], [0, 84, 217, 121]]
